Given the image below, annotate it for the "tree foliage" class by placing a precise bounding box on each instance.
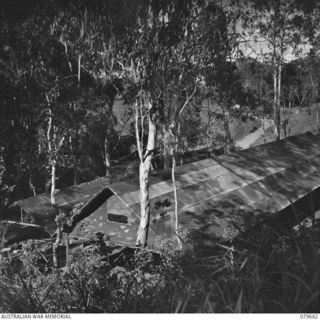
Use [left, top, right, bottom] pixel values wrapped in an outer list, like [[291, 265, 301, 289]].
[[1, 0, 320, 247]]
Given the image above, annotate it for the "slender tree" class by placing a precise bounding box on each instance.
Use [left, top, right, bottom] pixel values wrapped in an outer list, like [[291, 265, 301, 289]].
[[246, 0, 311, 139]]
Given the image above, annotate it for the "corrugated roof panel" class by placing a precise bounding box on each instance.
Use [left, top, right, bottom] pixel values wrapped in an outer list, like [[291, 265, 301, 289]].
[[174, 158, 219, 175], [116, 161, 287, 210], [94, 134, 320, 220], [118, 164, 230, 206], [131, 165, 290, 221], [177, 165, 320, 240]]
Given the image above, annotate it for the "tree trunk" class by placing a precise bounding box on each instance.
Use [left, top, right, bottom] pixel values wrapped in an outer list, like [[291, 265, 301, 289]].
[[273, 67, 279, 139], [65, 233, 70, 270], [53, 214, 61, 268], [177, 121, 183, 165], [28, 176, 36, 196], [317, 104, 320, 135], [104, 99, 115, 177], [206, 98, 212, 157], [171, 141, 182, 249], [277, 62, 282, 140], [162, 127, 171, 170], [136, 102, 156, 247], [104, 135, 111, 176], [46, 102, 65, 269], [223, 109, 232, 154], [16, 150, 22, 200], [51, 157, 60, 268], [72, 133, 79, 185], [50, 158, 56, 206], [73, 156, 79, 185], [137, 161, 151, 247]]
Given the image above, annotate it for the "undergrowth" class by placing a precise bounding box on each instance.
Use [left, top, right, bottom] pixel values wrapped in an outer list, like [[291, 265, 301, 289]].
[[0, 221, 319, 313]]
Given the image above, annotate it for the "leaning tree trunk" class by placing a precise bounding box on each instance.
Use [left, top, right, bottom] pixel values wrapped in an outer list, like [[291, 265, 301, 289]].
[[136, 102, 156, 247]]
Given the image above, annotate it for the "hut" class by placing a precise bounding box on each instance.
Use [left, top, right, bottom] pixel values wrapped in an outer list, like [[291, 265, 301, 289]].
[[71, 132, 320, 250], [13, 133, 320, 250]]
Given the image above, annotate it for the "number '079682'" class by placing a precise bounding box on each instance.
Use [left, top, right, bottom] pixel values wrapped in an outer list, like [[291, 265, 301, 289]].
[[300, 314, 318, 319]]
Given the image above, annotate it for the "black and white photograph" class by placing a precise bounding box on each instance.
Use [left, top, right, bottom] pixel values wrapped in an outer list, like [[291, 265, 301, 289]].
[[0, 0, 320, 315]]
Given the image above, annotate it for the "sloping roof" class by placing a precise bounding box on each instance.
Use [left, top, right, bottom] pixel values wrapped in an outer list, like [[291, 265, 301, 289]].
[[0, 221, 50, 246], [99, 132, 320, 247], [108, 132, 320, 213], [13, 132, 320, 249], [13, 177, 110, 233]]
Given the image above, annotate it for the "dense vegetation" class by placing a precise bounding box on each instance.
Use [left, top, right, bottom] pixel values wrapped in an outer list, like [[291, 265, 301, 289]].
[[1, 0, 320, 313], [0, 218, 319, 313]]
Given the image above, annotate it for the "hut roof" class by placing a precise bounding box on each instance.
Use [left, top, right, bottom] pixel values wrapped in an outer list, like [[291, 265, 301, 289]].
[[13, 132, 320, 249], [72, 132, 320, 249], [108, 132, 320, 216], [0, 221, 50, 246], [13, 177, 110, 233]]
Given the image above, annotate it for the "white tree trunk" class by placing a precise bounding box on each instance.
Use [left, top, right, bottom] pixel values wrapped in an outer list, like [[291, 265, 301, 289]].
[[50, 158, 56, 206], [104, 135, 111, 176], [171, 142, 182, 249], [137, 161, 151, 247], [277, 62, 282, 140], [162, 126, 171, 170], [136, 102, 156, 247], [273, 66, 279, 139]]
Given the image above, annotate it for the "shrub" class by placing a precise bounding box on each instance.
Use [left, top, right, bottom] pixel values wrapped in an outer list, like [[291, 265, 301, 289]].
[[0, 220, 319, 313]]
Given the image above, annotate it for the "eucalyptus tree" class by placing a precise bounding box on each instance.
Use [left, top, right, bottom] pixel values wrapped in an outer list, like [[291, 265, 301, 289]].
[[117, 0, 204, 246], [118, 0, 244, 247], [246, 0, 314, 139]]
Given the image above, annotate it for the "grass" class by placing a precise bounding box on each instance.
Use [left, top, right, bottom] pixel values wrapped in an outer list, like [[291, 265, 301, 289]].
[[0, 217, 319, 313]]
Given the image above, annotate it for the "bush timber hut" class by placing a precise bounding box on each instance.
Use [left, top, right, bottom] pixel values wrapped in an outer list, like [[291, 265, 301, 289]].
[[12, 133, 320, 250]]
